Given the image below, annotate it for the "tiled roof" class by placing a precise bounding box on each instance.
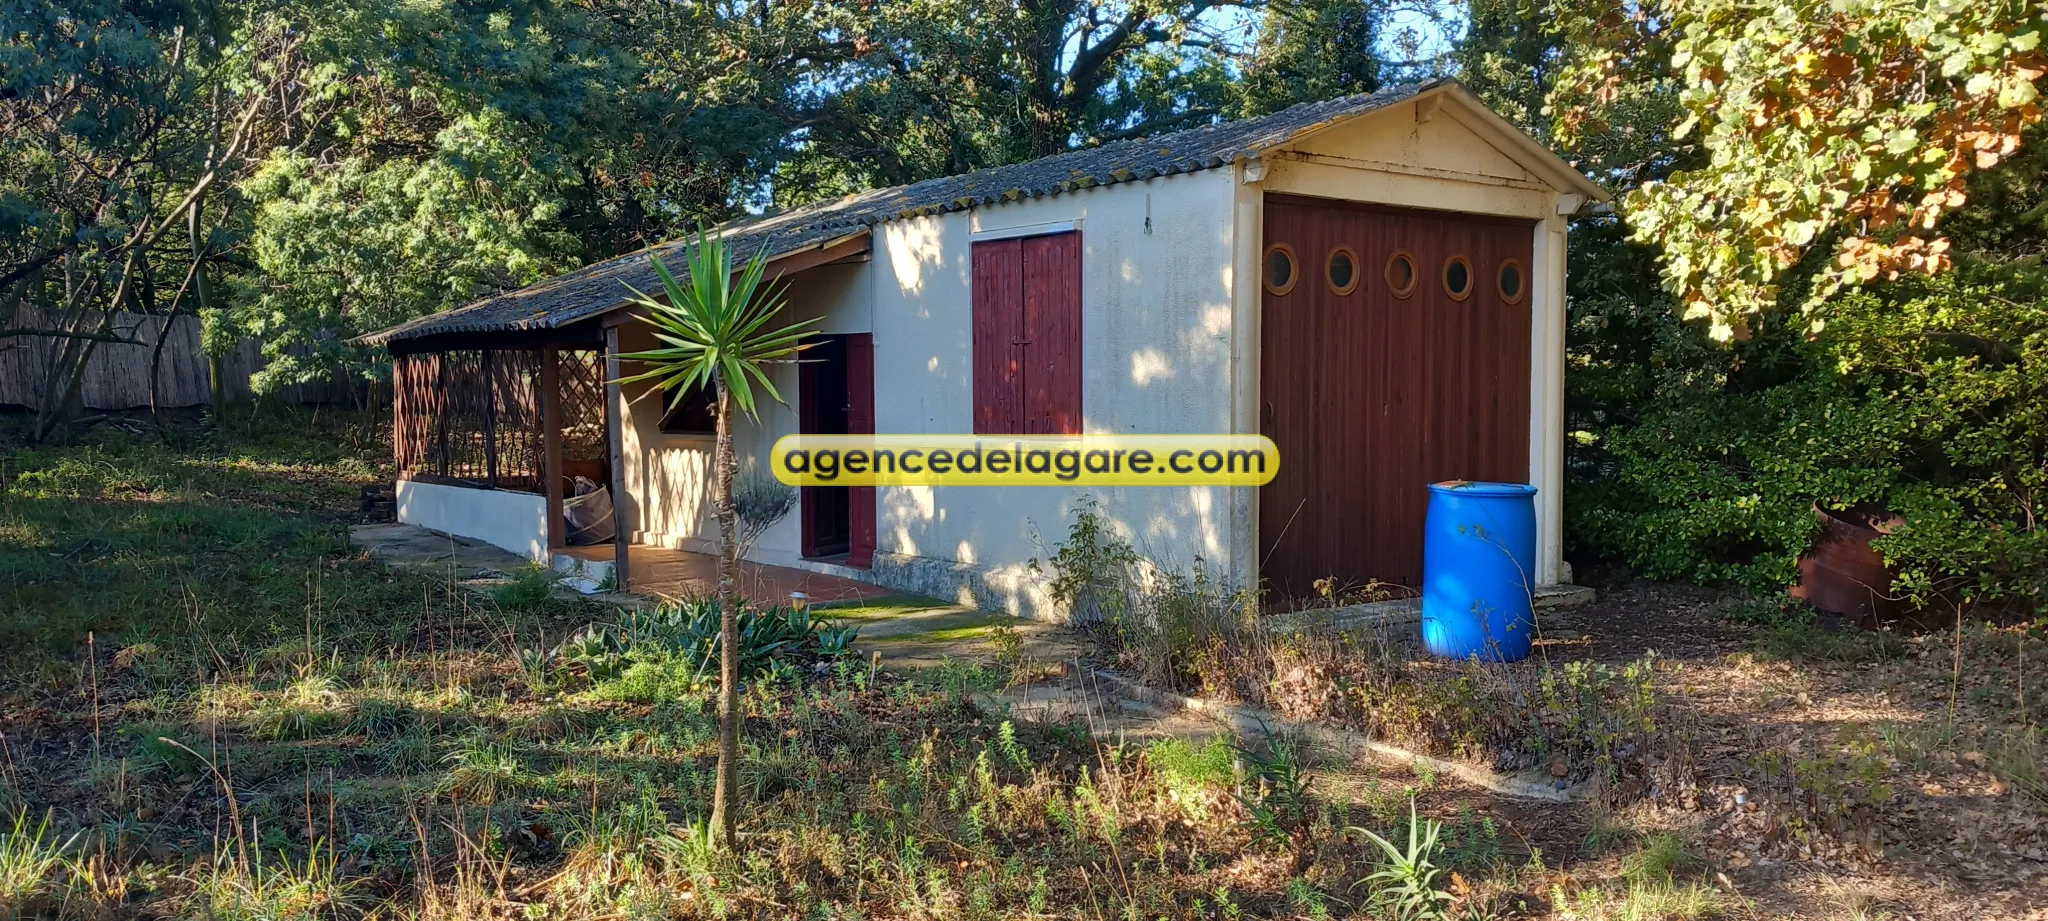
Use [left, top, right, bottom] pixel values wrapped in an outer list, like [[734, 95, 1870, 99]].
[[360, 80, 1444, 346]]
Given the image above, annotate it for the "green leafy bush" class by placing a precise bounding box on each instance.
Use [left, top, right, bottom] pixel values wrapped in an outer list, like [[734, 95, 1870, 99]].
[[1569, 150, 2048, 609], [555, 599, 857, 688]]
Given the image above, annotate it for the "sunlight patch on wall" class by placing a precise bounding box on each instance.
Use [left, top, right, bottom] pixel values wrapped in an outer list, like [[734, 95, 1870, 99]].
[[1129, 348, 1173, 386], [885, 217, 946, 300]]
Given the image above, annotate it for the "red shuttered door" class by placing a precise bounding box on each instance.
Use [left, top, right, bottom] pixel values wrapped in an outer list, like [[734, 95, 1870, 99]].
[[845, 333, 876, 569], [973, 231, 1081, 435], [971, 239, 1025, 435], [1020, 232, 1082, 435]]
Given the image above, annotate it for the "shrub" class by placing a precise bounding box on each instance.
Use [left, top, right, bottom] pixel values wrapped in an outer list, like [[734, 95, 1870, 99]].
[[1033, 498, 1257, 691], [556, 598, 858, 687], [1569, 141, 2048, 608]]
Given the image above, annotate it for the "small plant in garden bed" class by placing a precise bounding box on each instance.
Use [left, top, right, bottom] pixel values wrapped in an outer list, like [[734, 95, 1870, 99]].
[[1035, 500, 1698, 802], [550, 597, 859, 690]]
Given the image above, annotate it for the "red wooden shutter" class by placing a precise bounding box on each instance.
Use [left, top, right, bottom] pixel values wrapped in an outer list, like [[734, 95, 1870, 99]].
[[845, 334, 876, 569], [1021, 232, 1082, 434], [971, 239, 1025, 434]]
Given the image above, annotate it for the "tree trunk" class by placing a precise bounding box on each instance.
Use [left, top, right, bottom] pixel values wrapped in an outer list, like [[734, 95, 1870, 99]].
[[708, 378, 741, 847]]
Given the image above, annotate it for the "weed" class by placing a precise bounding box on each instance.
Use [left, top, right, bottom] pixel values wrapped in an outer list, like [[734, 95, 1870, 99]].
[[1236, 729, 1317, 849], [1443, 804, 1503, 870], [442, 737, 530, 805], [493, 565, 561, 610], [0, 811, 79, 907], [1620, 833, 1700, 886], [251, 674, 341, 740], [346, 693, 417, 740], [1350, 798, 1451, 921], [1286, 876, 1333, 920], [1579, 811, 1641, 857], [1983, 724, 2048, 806], [1146, 736, 1236, 792], [381, 728, 437, 775], [1755, 613, 1904, 663], [561, 599, 858, 685], [185, 843, 357, 920]]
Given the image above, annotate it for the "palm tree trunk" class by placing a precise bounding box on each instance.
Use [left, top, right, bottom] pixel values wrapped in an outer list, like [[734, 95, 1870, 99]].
[[709, 378, 740, 846]]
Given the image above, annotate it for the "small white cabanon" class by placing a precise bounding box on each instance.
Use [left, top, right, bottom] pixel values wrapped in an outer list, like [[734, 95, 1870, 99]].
[[363, 78, 1608, 616]]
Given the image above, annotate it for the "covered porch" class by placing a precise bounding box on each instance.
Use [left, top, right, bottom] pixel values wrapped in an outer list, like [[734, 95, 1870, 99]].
[[363, 227, 877, 595]]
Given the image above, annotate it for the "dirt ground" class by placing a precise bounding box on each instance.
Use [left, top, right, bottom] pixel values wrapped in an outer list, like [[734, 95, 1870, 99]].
[[1533, 581, 2045, 919], [975, 578, 2048, 919]]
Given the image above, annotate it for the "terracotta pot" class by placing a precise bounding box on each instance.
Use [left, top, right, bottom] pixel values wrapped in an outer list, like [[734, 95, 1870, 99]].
[[1789, 503, 1904, 625]]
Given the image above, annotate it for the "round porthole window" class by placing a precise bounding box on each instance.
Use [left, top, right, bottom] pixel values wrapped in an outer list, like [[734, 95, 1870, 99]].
[[1385, 250, 1418, 298], [1326, 245, 1359, 295], [1443, 255, 1473, 301], [1263, 243, 1299, 296], [1498, 258, 1526, 303]]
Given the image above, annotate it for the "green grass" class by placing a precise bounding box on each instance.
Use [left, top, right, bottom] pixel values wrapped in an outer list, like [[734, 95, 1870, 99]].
[[900, 618, 1018, 642], [805, 594, 954, 617], [0, 407, 1753, 919], [1754, 611, 1906, 663], [0, 408, 1298, 918]]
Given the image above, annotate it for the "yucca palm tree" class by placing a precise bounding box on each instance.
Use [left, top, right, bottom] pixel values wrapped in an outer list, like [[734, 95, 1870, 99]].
[[615, 229, 817, 845]]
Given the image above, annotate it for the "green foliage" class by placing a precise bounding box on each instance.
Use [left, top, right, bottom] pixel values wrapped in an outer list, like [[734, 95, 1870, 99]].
[[615, 236, 817, 421], [1620, 833, 1701, 887], [1033, 496, 1144, 624], [1146, 736, 1238, 791], [1533, 656, 1664, 784], [232, 119, 580, 390], [0, 811, 78, 908], [1034, 497, 1257, 691], [1350, 799, 1452, 921], [1235, 731, 1317, 847], [1572, 259, 2048, 603], [730, 470, 798, 560], [441, 736, 531, 805], [557, 599, 857, 690], [1755, 612, 1906, 663], [492, 566, 561, 611], [1548, 0, 2047, 338], [1235, 0, 1384, 117]]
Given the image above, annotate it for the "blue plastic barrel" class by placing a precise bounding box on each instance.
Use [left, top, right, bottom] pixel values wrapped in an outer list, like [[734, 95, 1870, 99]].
[[1421, 481, 1538, 662]]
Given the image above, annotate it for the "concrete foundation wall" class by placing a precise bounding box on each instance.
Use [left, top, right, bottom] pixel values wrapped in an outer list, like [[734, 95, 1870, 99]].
[[394, 480, 550, 563]]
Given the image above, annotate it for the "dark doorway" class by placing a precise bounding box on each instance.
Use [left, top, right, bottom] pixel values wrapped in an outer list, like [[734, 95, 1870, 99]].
[[798, 333, 875, 566], [800, 336, 851, 559]]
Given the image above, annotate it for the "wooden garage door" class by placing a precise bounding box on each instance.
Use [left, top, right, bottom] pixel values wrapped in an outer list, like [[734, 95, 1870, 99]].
[[1258, 193, 1534, 599]]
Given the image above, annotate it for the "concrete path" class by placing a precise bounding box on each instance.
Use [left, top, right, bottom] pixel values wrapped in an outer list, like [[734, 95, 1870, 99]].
[[349, 523, 530, 581]]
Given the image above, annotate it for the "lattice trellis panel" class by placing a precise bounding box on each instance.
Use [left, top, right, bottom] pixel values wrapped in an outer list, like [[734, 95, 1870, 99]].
[[558, 348, 608, 464], [392, 348, 545, 491]]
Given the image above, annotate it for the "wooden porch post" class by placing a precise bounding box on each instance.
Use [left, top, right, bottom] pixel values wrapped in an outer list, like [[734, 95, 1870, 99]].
[[540, 344, 565, 552], [603, 326, 631, 590], [481, 350, 500, 489]]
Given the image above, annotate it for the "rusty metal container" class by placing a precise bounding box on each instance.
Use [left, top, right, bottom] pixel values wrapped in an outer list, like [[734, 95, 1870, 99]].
[[1789, 503, 1904, 625]]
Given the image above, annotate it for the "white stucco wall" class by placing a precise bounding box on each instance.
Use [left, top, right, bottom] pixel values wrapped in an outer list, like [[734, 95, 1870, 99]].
[[865, 171, 1245, 614], [395, 480, 550, 563]]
